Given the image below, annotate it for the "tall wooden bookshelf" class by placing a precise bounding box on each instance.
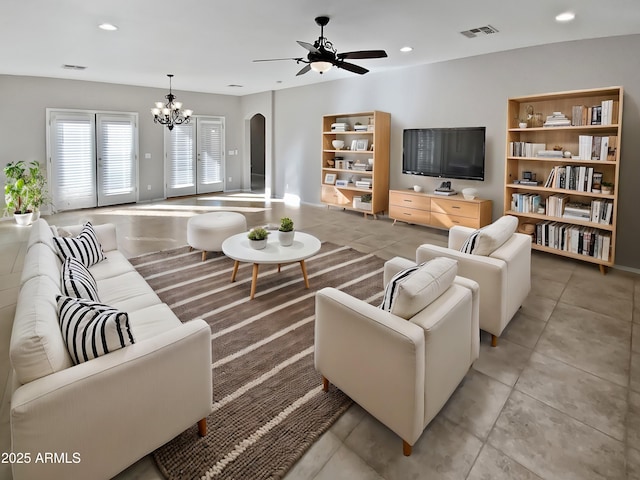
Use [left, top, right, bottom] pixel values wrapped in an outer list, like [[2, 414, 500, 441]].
[[321, 111, 390, 218], [504, 87, 623, 273]]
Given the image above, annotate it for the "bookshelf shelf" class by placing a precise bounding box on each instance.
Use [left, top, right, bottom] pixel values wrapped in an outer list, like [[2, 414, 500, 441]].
[[505, 87, 623, 273]]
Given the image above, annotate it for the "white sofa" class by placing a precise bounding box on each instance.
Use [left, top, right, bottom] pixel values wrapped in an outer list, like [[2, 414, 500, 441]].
[[416, 223, 531, 346], [9, 219, 212, 480], [315, 256, 479, 455]]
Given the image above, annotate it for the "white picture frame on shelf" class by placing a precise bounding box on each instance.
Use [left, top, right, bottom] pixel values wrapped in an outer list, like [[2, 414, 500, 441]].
[[324, 173, 336, 185], [335, 179, 349, 187], [356, 139, 369, 151]]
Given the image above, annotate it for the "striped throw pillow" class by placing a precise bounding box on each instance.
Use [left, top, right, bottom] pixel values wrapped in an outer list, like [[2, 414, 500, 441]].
[[53, 222, 106, 267], [56, 295, 135, 364], [380, 257, 458, 319], [460, 216, 519, 255], [61, 257, 100, 302]]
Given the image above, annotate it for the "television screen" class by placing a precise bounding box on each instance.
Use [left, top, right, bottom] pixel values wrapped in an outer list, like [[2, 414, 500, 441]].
[[402, 127, 485, 181]]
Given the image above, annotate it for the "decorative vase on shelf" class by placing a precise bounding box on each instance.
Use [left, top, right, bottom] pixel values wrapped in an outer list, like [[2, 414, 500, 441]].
[[518, 122, 528, 129], [332, 140, 345, 150]]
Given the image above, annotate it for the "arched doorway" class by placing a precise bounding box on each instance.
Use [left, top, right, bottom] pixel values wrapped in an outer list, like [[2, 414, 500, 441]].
[[250, 114, 266, 193]]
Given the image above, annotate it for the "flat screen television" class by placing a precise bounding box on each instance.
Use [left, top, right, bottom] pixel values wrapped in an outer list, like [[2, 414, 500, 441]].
[[402, 127, 485, 181]]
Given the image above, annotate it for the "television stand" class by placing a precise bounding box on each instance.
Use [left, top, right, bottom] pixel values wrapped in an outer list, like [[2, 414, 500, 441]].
[[389, 189, 492, 229]]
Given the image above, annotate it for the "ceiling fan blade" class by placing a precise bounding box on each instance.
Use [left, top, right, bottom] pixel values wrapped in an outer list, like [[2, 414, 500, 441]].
[[338, 50, 388, 60], [296, 64, 312, 76], [253, 57, 302, 62], [297, 41, 320, 54], [337, 61, 369, 75]]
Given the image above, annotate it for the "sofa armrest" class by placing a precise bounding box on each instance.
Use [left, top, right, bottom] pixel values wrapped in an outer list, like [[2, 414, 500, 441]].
[[383, 256, 417, 287], [315, 287, 425, 445], [10, 319, 212, 480], [60, 223, 118, 252]]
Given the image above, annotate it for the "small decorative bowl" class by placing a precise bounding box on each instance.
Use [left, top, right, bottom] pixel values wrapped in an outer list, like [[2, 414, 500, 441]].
[[462, 188, 478, 200], [332, 140, 345, 150]]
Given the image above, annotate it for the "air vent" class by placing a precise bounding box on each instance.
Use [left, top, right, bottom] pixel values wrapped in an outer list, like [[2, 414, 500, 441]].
[[227, 84, 243, 88], [62, 64, 87, 70], [460, 25, 499, 38]]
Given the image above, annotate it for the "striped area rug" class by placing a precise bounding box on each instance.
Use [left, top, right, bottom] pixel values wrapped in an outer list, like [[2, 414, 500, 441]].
[[130, 242, 386, 480]]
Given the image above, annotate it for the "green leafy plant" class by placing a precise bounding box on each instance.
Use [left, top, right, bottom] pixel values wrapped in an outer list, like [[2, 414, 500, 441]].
[[25, 161, 48, 212], [279, 217, 294, 232], [601, 181, 614, 187], [4, 160, 30, 215], [248, 227, 269, 241]]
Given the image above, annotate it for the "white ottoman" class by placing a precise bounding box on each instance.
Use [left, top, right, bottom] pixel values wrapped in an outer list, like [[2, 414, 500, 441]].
[[187, 212, 247, 261]]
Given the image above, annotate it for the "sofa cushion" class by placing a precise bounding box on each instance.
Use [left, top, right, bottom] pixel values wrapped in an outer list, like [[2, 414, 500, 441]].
[[21, 242, 62, 286], [460, 216, 518, 256], [53, 222, 106, 267], [56, 295, 135, 365], [27, 218, 58, 254], [97, 271, 162, 311], [10, 276, 72, 385], [61, 257, 100, 302], [380, 257, 458, 319], [128, 303, 183, 342]]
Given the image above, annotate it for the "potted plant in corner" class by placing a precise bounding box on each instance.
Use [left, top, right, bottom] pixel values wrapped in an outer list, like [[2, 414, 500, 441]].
[[3, 160, 33, 225], [278, 217, 295, 246], [601, 181, 614, 195], [25, 161, 48, 221], [247, 227, 269, 250]]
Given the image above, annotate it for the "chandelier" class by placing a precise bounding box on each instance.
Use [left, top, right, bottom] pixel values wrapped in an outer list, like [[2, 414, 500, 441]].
[[151, 74, 193, 131]]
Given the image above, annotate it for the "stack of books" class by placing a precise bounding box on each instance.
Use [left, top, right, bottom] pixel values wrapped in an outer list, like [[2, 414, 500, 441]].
[[535, 221, 611, 260], [543, 112, 571, 127], [571, 100, 619, 126], [354, 124, 369, 132], [562, 202, 591, 220], [331, 123, 349, 132], [536, 150, 564, 158]]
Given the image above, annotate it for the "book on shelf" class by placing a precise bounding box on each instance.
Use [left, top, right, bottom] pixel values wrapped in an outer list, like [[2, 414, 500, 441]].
[[543, 112, 571, 127], [536, 150, 564, 158], [509, 142, 547, 157], [577, 135, 618, 161], [546, 194, 569, 217], [511, 193, 541, 213], [535, 221, 611, 260], [590, 105, 602, 125]]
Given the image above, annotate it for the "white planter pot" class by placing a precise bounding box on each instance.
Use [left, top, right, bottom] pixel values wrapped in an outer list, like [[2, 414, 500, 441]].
[[31, 210, 40, 222], [279, 230, 295, 247], [249, 239, 268, 250], [14, 212, 33, 226]]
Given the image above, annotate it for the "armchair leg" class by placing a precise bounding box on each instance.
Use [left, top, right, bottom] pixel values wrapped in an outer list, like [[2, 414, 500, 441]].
[[202, 251, 207, 262], [491, 335, 498, 347], [322, 376, 329, 392], [403, 440, 412, 456], [198, 418, 207, 437]]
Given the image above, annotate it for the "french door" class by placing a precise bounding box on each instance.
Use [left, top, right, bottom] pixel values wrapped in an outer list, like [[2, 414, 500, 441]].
[[48, 110, 138, 211], [165, 116, 224, 197]]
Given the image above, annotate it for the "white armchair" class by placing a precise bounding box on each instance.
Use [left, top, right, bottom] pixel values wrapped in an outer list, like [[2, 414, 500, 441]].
[[416, 219, 531, 346], [314, 256, 479, 455]]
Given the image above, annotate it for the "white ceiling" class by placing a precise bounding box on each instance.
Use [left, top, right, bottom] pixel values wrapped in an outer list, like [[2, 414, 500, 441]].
[[2, 0, 640, 96]]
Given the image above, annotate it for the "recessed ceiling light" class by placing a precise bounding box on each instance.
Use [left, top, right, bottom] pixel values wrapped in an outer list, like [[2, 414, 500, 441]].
[[400, 46, 413, 53], [555, 12, 575, 22], [98, 23, 118, 31]]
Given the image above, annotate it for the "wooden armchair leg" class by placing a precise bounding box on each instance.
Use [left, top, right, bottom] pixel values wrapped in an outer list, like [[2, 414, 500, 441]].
[[322, 376, 329, 392], [491, 334, 498, 347], [202, 251, 207, 262], [198, 418, 207, 437], [403, 440, 412, 456]]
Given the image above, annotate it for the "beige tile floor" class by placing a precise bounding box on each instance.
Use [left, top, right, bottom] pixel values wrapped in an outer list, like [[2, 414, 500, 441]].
[[1, 193, 639, 480]]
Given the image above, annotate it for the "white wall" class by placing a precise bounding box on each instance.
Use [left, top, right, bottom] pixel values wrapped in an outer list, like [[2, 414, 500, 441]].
[[273, 34, 640, 270], [0, 76, 243, 202]]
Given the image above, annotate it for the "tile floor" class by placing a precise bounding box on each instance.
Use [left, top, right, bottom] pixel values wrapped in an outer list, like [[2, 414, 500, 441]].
[[1, 193, 639, 480]]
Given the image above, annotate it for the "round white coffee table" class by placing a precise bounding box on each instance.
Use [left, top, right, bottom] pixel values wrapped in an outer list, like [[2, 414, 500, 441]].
[[222, 231, 321, 299]]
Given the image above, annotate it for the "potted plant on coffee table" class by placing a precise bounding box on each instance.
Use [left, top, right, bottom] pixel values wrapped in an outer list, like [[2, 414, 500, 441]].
[[4, 160, 33, 225], [247, 227, 269, 250], [278, 217, 295, 247]]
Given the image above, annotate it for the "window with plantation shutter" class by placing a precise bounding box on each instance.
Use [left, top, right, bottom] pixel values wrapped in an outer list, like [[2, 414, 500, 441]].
[[97, 114, 137, 206], [47, 109, 138, 212], [49, 112, 97, 211], [165, 116, 224, 197], [165, 123, 196, 196]]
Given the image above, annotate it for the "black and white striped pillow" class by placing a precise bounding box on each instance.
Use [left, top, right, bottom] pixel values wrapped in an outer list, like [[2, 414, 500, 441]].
[[460, 229, 482, 254], [56, 295, 135, 365], [380, 264, 422, 312], [53, 222, 106, 267], [61, 257, 100, 301]]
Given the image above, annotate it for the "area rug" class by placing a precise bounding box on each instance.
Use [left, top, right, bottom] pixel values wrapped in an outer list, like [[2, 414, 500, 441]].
[[130, 242, 386, 480]]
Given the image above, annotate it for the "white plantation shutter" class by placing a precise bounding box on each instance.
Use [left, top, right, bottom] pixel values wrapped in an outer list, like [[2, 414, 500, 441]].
[[49, 112, 97, 211], [48, 110, 138, 211], [166, 123, 196, 196], [198, 118, 223, 188], [97, 114, 137, 206]]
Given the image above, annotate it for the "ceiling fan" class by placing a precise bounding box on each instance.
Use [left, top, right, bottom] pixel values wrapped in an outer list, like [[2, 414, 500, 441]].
[[253, 16, 387, 76]]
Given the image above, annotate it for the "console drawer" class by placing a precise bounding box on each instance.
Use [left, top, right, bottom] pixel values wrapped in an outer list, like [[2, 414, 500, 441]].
[[389, 191, 431, 210], [431, 212, 480, 229], [430, 198, 479, 218], [389, 205, 430, 225]]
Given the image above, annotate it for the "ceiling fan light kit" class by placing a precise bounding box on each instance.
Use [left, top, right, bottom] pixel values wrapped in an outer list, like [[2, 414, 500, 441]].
[[254, 16, 387, 76], [151, 74, 192, 131]]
